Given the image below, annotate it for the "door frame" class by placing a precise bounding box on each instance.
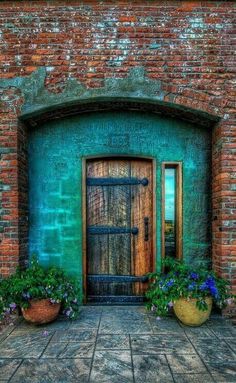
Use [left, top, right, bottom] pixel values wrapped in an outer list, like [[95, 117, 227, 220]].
[[82, 154, 156, 303]]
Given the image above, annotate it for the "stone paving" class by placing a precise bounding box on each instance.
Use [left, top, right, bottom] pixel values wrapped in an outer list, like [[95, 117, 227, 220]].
[[0, 306, 235, 382]]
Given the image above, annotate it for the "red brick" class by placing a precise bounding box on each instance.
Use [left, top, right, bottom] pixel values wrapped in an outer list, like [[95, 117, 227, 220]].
[[0, 0, 235, 316]]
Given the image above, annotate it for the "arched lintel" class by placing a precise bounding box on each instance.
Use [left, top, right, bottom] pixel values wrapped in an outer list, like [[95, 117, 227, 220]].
[[20, 96, 220, 129]]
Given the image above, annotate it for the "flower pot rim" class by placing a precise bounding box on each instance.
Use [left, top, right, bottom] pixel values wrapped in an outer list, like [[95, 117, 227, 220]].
[[21, 299, 61, 324], [175, 296, 212, 302], [173, 296, 213, 326], [27, 298, 60, 304]]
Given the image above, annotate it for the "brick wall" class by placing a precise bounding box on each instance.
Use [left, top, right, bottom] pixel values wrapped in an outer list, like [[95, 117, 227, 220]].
[[0, 88, 24, 276], [0, 1, 235, 309]]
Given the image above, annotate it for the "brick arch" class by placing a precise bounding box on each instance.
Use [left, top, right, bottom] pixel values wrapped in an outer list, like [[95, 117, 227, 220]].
[[20, 96, 219, 129], [0, 87, 234, 316]]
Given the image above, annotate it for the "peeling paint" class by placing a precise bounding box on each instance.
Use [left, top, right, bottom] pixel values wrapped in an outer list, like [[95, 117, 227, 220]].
[[149, 42, 162, 49], [0, 65, 220, 125], [109, 38, 131, 66], [46, 67, 55, 73]]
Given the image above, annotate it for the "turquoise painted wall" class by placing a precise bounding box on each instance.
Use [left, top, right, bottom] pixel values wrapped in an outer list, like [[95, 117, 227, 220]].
[[28, 111, 211, 288]]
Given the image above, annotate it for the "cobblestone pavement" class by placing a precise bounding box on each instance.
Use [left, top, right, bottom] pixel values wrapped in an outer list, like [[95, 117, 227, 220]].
[[0, 306, 235, 382]]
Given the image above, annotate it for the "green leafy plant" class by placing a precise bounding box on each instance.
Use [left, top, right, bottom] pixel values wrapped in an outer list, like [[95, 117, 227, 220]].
[[146, 257, 235, 317], [0, 277, 16, 321], [0, 255, 80, 321]]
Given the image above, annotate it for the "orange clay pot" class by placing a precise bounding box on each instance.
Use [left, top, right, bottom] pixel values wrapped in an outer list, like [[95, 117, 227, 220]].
[[21, 299, 61, 325]]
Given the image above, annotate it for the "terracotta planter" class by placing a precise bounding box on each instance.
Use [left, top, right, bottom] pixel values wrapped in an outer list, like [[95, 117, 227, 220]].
[[21, 299, 61, 325], [173, 297, 212, 326]]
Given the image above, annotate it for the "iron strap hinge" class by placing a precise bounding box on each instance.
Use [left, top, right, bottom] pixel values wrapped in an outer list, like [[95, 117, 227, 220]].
[[87, 226, 139, 235], [87, 177, 149, 186], [87, 274, 148, 283]]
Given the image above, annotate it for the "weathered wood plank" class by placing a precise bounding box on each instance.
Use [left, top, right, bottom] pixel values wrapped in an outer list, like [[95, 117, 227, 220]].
[[108, 160, 131, 295], [87, 160, 109, 293], [131, 159, 153, 295], [87, 234, 108, 274]]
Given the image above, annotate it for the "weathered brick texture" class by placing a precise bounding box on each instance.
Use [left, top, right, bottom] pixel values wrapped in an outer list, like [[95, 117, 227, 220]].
[[0, 1, 235, 312]]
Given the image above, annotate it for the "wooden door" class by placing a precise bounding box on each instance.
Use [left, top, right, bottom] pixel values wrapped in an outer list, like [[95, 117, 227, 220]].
[[86, 158, 153, 303]]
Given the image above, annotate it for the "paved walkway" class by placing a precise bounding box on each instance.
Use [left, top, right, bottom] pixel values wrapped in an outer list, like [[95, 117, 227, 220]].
[[0, 306, 235, 382]]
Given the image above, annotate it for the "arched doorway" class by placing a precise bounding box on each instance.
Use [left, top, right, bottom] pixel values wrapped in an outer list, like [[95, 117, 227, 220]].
[[28, 110, 211, 303]]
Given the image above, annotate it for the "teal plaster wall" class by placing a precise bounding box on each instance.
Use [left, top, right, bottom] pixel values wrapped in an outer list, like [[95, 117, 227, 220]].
[[28, 111, 211, 288]]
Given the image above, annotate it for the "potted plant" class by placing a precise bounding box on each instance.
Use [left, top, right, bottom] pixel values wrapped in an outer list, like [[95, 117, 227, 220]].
[[0, 256, 80, 324], [146, 257, 234, 326]]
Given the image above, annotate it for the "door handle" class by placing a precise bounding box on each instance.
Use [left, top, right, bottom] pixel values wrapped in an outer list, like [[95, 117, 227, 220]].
[[144, 217, 149, 241]]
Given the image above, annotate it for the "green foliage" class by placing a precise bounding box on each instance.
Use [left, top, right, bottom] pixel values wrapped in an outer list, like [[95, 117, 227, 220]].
[[146, 257, 235, 317], [0, 277, 15, 320], [0, 255, 80, 321]]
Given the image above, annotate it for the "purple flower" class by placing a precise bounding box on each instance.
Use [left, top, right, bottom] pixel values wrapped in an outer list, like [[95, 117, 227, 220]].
[[225, 298, 234, 305], [9, 303, 17, 310], [190, 272, 199, 280], [199, 283, 208, 291], [22, 292, 31, 300], [206, 276, 215, 287], [65, 308, 72, 317], [42, 330, 49, 337], [209, 286, 219, 298], [156, 316, 161, 321], [188, 283, 196, 291], [166, 279, 175, 288], [168, 302, 173, 308]]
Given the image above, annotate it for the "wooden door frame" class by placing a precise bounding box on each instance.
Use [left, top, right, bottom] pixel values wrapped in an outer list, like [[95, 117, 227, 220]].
[[82, 154, 156, 303]]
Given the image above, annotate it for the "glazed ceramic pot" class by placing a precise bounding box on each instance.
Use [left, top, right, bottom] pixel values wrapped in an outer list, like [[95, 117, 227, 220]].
[[21, 299, 61, 324], [173, 297, 212, 326]]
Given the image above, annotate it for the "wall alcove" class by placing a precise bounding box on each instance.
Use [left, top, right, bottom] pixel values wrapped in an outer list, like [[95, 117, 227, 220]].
[[27, 108, 212, 302]]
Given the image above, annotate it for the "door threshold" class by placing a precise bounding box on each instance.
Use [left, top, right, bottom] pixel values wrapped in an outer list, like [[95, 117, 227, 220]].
[[86, 302, 145, 306], [87, 295, 146, 304]]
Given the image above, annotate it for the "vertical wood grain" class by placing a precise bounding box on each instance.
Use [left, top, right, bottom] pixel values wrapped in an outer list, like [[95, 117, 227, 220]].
[[131, 159, 153, 295], [86, 157, 154, 300], [87, 160, 109, 296], [108, 160, 131, 294]]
